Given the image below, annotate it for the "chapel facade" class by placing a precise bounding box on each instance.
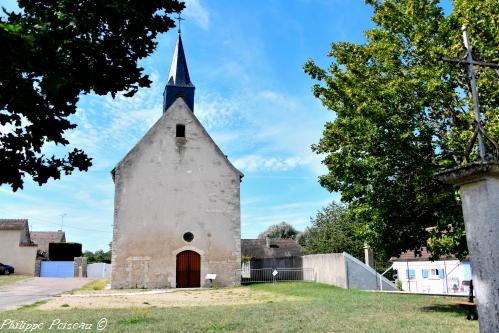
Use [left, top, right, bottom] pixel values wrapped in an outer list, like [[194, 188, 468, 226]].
[[110, 31, 242, 289]]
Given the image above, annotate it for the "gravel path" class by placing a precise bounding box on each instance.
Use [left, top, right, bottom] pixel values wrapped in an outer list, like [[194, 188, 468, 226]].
[[0, 277, 90, 311]]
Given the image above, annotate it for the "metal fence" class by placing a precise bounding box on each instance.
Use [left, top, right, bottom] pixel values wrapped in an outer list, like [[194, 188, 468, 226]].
[[237, 268, 314, 284]]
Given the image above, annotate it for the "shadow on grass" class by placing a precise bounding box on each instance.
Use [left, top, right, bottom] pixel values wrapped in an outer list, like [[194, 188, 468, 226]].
[[420, 304, 469, 316]]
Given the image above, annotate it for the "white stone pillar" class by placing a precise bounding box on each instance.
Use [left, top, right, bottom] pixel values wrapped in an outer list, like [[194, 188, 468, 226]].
[[438, 162, 499, 332]]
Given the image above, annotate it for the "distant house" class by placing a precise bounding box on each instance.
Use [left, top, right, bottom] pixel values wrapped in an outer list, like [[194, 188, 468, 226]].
[[391, 247, 472, 294], [241, 238, 304, 269], [30, 230, 66, 254], [0, 219, 38, 275]]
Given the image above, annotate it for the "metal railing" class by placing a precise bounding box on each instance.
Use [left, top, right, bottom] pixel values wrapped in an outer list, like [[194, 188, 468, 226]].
[[237, 268, 314, 284]]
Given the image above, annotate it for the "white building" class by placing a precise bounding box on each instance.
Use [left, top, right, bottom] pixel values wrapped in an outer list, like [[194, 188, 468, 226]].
[[0, 219, 38, 275], [391, 248, 472, 294]]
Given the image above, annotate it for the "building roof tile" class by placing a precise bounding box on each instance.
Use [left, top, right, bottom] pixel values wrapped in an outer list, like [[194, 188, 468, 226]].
[[241, 238, 303, 259], [390, 247, 457, 262]]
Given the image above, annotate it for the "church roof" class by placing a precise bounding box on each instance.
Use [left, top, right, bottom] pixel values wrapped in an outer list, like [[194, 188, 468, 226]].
[[111, 98, 243, 179], [167, 33, 193, 87]]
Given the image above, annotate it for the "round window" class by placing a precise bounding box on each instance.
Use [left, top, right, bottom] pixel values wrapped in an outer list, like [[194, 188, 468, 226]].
[[183, 232, 194, 242]]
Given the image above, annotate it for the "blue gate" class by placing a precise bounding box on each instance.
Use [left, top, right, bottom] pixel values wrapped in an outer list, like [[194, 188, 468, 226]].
[[40, 261, 74, 277]]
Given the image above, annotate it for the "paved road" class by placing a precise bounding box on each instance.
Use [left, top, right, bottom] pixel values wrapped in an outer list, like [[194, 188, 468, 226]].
[[0, 277, 90, 311]]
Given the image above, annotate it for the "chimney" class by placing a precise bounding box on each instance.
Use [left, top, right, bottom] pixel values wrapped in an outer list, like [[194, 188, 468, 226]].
[[364, 243, 374, 268]]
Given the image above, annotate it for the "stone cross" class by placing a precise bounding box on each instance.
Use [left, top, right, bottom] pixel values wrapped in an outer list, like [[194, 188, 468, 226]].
[[442, 25, 499, 162], [462, 26, 485, 159]]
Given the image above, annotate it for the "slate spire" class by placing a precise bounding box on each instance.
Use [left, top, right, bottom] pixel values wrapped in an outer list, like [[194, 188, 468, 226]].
[[163, 31, 195, 112]]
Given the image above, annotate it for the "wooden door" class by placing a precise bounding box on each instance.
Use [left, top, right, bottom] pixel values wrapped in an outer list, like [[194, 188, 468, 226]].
[[176, 250, 201, 288]]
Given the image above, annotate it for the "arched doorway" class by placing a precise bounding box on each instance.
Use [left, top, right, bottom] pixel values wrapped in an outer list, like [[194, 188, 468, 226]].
[[176, 250, 200, 288]]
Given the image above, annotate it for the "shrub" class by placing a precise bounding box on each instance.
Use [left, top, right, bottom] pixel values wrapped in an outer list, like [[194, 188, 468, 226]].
[[49, 243, 82, 261]]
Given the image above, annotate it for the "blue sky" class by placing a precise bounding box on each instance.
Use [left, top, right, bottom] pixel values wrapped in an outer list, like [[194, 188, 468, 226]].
[[0, 0, 379, 251]]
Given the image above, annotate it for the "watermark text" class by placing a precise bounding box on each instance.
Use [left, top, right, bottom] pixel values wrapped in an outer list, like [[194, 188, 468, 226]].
[[0, 318, 108, 331]]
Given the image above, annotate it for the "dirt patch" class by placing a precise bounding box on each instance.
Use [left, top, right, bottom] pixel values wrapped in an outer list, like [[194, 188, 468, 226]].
[[0, 275, 32, 288], [39, 287, 299, 310]]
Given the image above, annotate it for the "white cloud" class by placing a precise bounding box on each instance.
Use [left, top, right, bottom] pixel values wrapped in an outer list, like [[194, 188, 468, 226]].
[[195, 93, 240, 130], [172, 85, 332, 176], [184, 0, 210, 30], [60, 71, 164, 171], [233, 155, 308, 173], [193, 86, 331, 176]]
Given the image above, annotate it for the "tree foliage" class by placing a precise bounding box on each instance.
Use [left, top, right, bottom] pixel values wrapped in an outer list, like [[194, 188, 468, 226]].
[[301, 202, 365, 260], [83, 243, 112, 263], [83, 250, 112, 264], [304, 0, 498, 259], [258, 221, 299, 240], [0, 0, 184, 191]]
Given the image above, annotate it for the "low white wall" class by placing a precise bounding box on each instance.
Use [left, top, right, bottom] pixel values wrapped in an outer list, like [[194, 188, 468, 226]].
[[87, 263, 112, 278], [302, 253, 397, 291], [302, 253, 346, 288]]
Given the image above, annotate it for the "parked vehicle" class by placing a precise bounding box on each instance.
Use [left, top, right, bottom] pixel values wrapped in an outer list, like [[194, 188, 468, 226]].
[[0, 263, 15, 275]]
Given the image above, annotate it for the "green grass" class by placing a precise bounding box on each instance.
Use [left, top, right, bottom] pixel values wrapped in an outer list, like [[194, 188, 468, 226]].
[[1, 282, 478, 332], [0, 274, 31, 288], [17, 300, 48, 310], [75, 278, 109, 291]]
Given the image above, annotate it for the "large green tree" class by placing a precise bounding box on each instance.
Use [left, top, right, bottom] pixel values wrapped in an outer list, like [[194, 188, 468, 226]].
[[302, 202, 392, 272], [304, 0, 498, 259], [83, 243, 112, 263], [302, 202, 364, 260], [0, 0, 184, 191], [258, 221, 299, 240]]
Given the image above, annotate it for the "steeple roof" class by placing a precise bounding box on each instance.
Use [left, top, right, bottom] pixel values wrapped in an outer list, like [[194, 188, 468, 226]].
[[163, 31, 195, 112], [167, 33, 193, 87]]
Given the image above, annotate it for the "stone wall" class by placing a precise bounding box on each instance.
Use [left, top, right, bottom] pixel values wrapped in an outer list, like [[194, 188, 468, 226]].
[[34, 260, 41, 277], [74, 257, 87, 277]]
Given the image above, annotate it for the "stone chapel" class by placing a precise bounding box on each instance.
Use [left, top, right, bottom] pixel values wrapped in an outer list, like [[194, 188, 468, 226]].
[[110, 31, 243, 289]]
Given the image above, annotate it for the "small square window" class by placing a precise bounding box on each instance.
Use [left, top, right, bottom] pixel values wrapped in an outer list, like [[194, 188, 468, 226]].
[[430, 269, 445, 279], [407, 269, 416, 280], [176, 124, 185, 138]]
